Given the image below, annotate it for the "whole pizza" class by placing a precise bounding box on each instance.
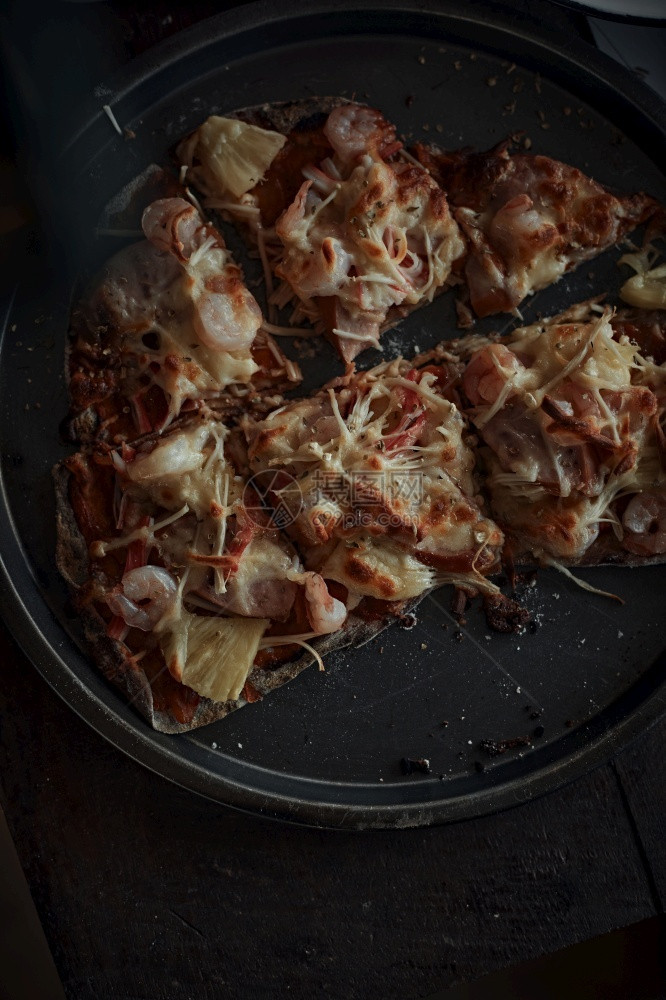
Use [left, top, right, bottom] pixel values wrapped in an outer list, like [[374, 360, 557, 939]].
[[56, 99, 666, 732]]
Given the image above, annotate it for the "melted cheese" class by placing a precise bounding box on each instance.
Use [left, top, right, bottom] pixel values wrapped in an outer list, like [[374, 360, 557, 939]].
[[322, 536, 436, 601], [127, 422, 237, 520], [276, 154, 464, 326]]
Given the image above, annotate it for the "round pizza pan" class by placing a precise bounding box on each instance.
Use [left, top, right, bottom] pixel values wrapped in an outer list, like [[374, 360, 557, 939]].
[[1, 0, 665, 829]]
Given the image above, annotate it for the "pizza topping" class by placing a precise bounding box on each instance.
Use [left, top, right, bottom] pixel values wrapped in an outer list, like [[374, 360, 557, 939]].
[[323, 103, 400, 164], [105, 565, 179, 631], [179, 116, 287, 199], [160, 612, 269, 700], [622, 492, 666, 555], [619, 246, 666, 311], [301, 571, 349, 633]]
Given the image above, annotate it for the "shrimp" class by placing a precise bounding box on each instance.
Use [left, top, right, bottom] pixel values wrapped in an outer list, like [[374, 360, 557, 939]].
[[622, 492, 666, 555], [105, 566, 178, 631], [142, 197, 202, 260], [191, 271, 262, 353], [323, 104, 400, 164], [303, 573, 347, 635], [463, 343, 524, 406], [275, 180, 312, 242], [143, 197, 262, 353]]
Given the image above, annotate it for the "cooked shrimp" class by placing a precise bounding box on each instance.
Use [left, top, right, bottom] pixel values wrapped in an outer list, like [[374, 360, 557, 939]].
[[106, 565, 179, 631], [191, 272, 262, 353], [275, 180, 312, 241], [303, 573, 347, 634], [142, 198, 202, 260], [622, 492, 666, 555], [323, 104, 399, 164], [463, 343, 524, 406]]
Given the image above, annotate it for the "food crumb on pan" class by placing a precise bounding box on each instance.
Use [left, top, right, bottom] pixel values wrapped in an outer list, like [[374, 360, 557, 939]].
[[479, 735, 531, 757], [400, 757, 431, 775]]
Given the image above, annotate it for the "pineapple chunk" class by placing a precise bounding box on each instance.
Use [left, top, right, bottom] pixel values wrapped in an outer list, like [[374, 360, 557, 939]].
[[620, 264, 666, 310], [160, 612, 269, 703], [194, 116, 286, 199]]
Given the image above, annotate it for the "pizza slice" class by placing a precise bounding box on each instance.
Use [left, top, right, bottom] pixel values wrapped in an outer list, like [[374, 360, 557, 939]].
[[54, 415, 355, 733], [67, 196, 301, 444], [412, 139, 662, 324], [243, 357, 505, 610], [178, 100, 465, 362], [452, 303, 665, 568]]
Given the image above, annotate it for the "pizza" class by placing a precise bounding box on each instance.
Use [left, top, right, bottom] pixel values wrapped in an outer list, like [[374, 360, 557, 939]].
[[55, 94, 666, 733], [412, 138, 662, 325], [178, 100, 465, 362], [55, 416, 354, 731], [66, 194, 301, 445], [448, 302, 666, 570], [243, 357, 506, 593]]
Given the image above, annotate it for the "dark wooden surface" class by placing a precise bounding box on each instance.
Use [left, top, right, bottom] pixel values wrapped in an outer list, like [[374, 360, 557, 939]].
[[1, 2, 665, 997], [1, 621, 664, 999]]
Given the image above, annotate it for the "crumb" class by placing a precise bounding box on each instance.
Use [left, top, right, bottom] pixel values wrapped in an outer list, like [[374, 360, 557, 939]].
[[400, 757, 431, 775], [454, 60, 462, 70], [486, 76, 497, 87], [417, 55, 426, 65], [523, 137, 532, 150], [420, 643, 428, 650], [480, 735, 531, 757]]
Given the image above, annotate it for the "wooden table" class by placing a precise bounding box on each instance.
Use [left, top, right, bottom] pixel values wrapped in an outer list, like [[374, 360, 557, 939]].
[[1, 2, 664, 996], [1, 621, 664, 998]]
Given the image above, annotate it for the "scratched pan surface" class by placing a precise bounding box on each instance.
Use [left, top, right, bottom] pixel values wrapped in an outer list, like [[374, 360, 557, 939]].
[[1, 0, 665, 828]]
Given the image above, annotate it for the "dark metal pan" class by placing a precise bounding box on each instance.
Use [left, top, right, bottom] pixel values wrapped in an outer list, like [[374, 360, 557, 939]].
[[1, 0, 665, 829]]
